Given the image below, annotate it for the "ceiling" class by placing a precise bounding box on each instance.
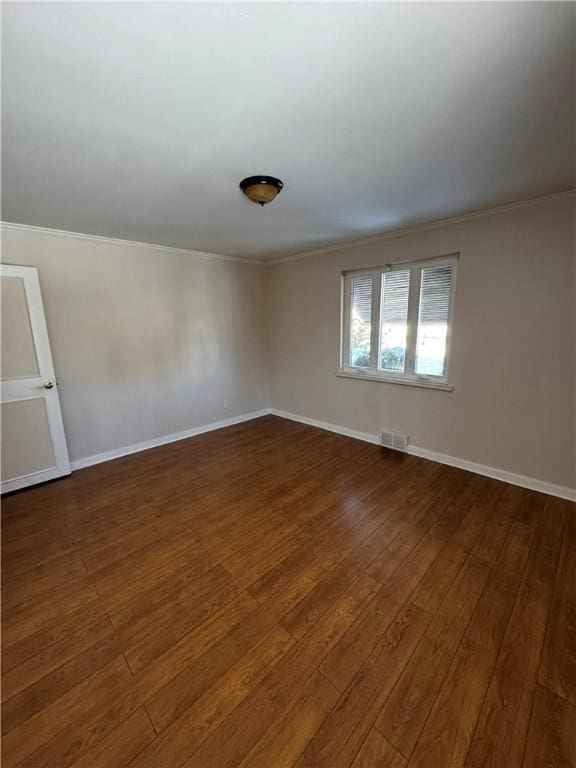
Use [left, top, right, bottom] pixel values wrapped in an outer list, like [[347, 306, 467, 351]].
[[2, 2, 574, 260]]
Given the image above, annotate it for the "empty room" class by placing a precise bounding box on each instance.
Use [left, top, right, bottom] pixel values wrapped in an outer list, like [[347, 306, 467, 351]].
[[1, 1, 574, 766]]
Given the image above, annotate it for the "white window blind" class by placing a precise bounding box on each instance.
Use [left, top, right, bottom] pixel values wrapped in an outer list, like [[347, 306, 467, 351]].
[[379, 270, 410, 372], [416, 265, 454, 376], [349, 275, 373, 368], [341, 255, 457, 386]]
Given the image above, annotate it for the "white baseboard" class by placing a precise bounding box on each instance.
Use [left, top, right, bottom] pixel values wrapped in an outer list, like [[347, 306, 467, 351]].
[[71, 409, 272, 471], [270, 408, 576, 502], [69, 405, 575, 502], [271, 409, 380, 446]]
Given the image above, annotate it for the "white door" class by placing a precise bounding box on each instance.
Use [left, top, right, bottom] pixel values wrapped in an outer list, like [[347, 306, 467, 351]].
[[1, 264, 70, 493]]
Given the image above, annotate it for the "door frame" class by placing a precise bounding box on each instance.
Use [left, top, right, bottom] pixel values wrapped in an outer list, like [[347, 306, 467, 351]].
[[1, 264, 71, 493]]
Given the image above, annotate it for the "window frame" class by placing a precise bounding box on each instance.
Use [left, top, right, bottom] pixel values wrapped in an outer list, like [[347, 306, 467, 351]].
[[340, 254, 458, 389]]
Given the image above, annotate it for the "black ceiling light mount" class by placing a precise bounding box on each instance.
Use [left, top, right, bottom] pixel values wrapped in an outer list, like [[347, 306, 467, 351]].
[[239, 175, 284, 206]]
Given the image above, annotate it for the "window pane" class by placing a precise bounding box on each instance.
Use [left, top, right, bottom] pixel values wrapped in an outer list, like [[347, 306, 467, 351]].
[[349, 275, 372, 367], [379, 270, 409, 372], [415, 265, 453, 376]]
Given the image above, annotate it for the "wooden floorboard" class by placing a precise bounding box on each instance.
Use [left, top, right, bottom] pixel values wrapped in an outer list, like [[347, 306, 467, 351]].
[[1, 415, 573, 767]]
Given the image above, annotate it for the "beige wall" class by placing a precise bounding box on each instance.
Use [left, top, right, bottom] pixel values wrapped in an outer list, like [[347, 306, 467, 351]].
[[2, 195, 574, 490], [268, 197, 575, 490], [1, 228, 269, 463]]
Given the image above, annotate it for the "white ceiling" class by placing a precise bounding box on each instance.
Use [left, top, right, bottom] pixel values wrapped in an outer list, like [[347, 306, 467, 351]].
[[2, 2, 574, 260]]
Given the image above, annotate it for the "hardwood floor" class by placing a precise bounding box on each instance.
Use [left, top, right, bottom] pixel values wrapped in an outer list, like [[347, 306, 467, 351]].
[[2, 415, 574, 767]]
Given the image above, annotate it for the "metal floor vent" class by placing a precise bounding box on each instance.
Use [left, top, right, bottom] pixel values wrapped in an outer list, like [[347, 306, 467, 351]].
[[379, 429, 409, 453]]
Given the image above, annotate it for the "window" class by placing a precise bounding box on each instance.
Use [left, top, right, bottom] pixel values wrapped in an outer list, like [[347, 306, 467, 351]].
[[340, 255, 457, 388]]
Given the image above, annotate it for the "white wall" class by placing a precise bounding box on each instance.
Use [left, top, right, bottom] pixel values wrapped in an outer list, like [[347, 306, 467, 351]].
[[1, 227, 269, 463], [268, 196, 575, 491]]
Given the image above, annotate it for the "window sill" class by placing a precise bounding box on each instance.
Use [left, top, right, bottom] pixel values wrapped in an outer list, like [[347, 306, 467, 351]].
[[335, 370, 454, 391]]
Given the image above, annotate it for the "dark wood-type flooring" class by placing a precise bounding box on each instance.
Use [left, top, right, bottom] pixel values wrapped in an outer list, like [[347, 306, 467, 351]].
[[2, 415, 575, 767]]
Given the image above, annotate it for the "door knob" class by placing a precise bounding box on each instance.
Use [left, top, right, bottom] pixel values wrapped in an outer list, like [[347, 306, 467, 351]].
[[43, 381, 54, 389]]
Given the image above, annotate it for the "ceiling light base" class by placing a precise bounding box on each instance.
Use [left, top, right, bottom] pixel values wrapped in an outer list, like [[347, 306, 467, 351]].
[[240, 175, 284, 206]]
